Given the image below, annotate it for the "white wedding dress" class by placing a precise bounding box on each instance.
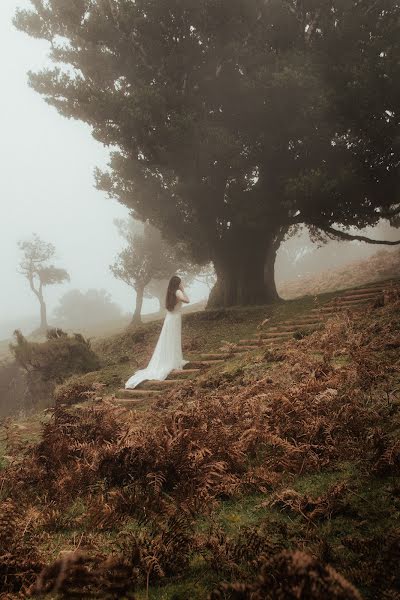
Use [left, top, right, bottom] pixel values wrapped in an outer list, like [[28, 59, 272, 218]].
[[125, 290, 189, 389]]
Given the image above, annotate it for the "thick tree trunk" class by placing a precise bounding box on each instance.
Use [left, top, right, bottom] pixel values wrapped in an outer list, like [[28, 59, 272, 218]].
[[30, 279, 48, 332], [264, 244, 280, 302], [132, 286, 144, 325], [207, 235, 280, 308], [39, 299, 48, 331]]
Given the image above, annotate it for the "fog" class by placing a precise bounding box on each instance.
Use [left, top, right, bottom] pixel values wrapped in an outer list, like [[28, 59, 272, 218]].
[[0, 0, 209, 340], [0, 0, 398, 340]]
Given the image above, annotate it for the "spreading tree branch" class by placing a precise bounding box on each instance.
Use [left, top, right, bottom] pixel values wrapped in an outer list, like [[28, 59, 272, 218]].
[[322, 226, 400, 245]]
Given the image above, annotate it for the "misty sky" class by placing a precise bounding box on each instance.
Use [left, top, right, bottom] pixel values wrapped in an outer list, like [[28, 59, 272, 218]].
[[0, 0, 207, 337], [0, 0, 398, 340]]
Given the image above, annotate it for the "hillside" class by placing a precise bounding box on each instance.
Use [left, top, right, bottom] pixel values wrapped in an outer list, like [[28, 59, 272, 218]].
[[278, 247, 400, 299], [1, 281, 399, 599]]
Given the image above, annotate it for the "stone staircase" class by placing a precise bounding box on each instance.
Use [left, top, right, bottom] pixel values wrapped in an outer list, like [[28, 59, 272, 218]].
[[250, 279, 399, 349], [113, 279, 399, 406], [113, 358, 227, 405]]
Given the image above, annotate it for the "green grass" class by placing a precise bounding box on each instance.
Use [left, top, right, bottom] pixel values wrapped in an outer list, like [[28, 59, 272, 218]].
[[136, 571, 218, 600]]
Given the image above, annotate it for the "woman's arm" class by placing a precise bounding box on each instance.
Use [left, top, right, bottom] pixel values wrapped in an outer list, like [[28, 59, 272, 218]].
[[176, 288, 190, 303]]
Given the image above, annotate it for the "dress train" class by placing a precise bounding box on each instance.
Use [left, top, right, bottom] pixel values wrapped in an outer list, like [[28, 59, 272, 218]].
[[125, 298, 188, 389]]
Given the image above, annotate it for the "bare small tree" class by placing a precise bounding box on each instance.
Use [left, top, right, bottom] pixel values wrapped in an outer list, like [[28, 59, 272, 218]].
[[18, 234, 70, 332]]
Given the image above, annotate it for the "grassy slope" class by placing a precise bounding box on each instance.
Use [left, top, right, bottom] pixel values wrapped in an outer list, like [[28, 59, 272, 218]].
[[71, 292, 332, 396], [279, 247, 400, 299], [1, 283, 400, 599], [135, 295, 400, 599], [73, 279, 380, 397]]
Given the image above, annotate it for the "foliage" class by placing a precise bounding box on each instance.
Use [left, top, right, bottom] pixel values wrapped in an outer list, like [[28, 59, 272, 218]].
[[269, 482, 351, 522], [0, 499, 42, 595], [210, 551, 362, 599], [111, 219, 205, 320], [18, 234, 56, 278], [10, 329, 100, 384], [0, 360, 27, 418], [18, 233, 70, 329], [53, 377, 98, 406], [145, 261, 216, 309], [28, 551, 137, 599], [111, 221, 177, 291], [54, 288, 122, 329], [14, 1, 400, 305]]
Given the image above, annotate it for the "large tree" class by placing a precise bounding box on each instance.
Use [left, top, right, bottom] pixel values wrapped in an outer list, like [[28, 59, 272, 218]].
[[15, 1, 400, 306], [18, 234, 70, 331]]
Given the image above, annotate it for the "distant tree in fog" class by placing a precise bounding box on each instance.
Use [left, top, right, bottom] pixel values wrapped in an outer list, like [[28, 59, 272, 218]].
[[54, 289, 122, 330], [111, 220, 202, 323], [111, 221, 177, 324], [145, 263, 216, 310], [18, 234, 70, 332]]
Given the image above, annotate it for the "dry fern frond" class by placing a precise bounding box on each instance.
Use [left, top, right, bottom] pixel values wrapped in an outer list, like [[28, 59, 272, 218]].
[[209, 551, 362, 599], [29, 550, 136, 599]]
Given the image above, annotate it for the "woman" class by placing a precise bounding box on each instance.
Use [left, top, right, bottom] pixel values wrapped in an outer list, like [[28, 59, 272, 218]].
[[125, 275, 190, 389]]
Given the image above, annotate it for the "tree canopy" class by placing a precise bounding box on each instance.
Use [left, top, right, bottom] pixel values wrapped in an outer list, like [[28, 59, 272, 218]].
[[18, 234, 70, 330], [111, 219, 200, 322], [15, 0, 400, 306]]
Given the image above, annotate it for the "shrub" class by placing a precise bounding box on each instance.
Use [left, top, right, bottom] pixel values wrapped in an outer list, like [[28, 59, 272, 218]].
[[53, 377, 96, 406], [10, 329, 100, 384], [0, 360, 27, 417]]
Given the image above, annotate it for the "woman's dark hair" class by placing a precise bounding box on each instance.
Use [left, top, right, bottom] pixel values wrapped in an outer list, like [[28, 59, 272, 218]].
[[166, 276, 182, 311]]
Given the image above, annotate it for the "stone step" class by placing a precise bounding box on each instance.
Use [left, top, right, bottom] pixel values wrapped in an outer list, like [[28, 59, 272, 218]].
[[328, 304, 375, 312], [310, 310, 342, 317], [169, 368, 200, 378], [261, 334, 293, 342], [263, 338, 289, 346], [339, 291, 382, 301], [237, 345, 260, 351], [319, 303, 371, 313], [329, 295, 379, 305], [282, 314, 324, 325], [311, 304, 365, 313], [140, 379, 180, 390], [265, 322, 321, 332], [261, 331, 294, 338], [268, 326, 320, 335], [279, 316, 323, 325], [115, 389, 158, 399], [217, 347, 248, 354], [237, 339, 263, 346], [342, 287, 381, 296], [113, 398, 157, 408], [200, 353, 230, 360], [188, 359, 225, 369], [341, 282, 399, 297]]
